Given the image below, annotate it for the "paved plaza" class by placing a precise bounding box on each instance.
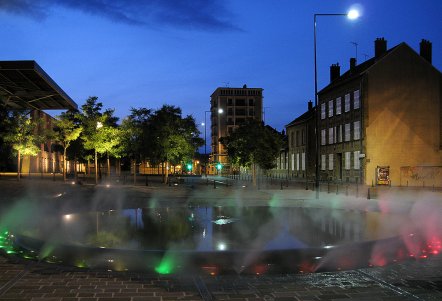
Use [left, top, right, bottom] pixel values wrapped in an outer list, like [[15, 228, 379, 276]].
[[0, 176, 441, 300]]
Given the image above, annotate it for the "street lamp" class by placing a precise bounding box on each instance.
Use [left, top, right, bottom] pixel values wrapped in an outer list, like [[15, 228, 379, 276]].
[[313, 10, 359, 198], [203, 110, 210, 177], [95, 121, 103, 185], [217, 108, 223, 174]]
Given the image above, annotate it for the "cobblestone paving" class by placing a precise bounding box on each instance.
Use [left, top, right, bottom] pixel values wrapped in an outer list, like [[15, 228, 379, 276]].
[[1, 254, 441, 301]]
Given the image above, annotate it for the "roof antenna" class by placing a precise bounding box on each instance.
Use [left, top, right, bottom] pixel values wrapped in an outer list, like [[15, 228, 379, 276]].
[[363, 53, 369, 61], [350, 41, 358, 60], [222, 82, 230, 87]]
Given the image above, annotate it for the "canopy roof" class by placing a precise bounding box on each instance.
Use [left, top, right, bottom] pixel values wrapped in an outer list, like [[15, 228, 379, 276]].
[[0, 60, 77, 110]]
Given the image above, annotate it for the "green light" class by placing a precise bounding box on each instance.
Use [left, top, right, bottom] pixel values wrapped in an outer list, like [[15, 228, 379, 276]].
[[186, 163, 192, 171], [155, 256, 175, 275], [216, 163, 222, 170]]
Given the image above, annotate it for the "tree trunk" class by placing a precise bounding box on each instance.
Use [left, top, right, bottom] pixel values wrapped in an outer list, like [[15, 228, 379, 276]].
[[164, 161, 169, 184], [252, 163, 257, 187], [17, 150, 21, 181], [63, 147, 67, 182], [107, 152, 110, 182], [133, 160, 137, 185], [74, 155, 78, 181]]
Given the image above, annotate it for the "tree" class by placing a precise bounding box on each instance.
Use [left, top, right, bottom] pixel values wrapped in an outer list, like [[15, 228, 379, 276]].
[[146, 105, 203, 183], [119, 108, 152, 183], [221, 119, 283, 186], [51, 110, 83, 181], [3, 110, 43, 181], [79, 96, 119, 184]]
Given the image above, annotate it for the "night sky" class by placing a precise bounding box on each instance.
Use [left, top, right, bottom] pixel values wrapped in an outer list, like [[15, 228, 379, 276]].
[[1, 0, 441, 134]]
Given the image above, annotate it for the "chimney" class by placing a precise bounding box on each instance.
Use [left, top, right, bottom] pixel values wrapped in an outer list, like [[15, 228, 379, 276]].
[[330, 63, 340, 82], [350, 57, 357, 70], [308, 100, 313, 111], [420, 39, 432, 64], [375, 37, 387, 58]]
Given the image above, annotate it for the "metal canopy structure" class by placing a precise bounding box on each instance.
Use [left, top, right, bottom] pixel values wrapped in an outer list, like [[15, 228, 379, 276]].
[[0, 60, 77, 110]]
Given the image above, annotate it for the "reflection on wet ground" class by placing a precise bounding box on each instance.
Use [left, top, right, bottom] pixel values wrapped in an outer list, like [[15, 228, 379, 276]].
[[3, 206, 439, 275]]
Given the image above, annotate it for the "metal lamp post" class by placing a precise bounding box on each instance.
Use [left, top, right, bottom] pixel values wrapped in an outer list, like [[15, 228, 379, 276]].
[[314, 10, 359, 198], [204, 110, 210, 177], [95, 121, 103, 185]]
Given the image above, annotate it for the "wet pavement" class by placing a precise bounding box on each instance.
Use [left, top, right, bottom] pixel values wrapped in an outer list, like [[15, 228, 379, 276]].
[[0, 177, 441, 300]]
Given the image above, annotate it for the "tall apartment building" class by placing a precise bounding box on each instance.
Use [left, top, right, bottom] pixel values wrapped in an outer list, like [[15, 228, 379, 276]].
[[317, 38, 441, 186], [210, 85, 263, 173]]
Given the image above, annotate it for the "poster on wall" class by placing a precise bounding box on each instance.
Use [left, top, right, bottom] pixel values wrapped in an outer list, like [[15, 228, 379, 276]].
[[376, 166, 390, 185]]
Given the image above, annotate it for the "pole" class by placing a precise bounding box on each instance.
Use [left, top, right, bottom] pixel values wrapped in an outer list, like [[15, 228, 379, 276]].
[[313, 13, 349, 199]]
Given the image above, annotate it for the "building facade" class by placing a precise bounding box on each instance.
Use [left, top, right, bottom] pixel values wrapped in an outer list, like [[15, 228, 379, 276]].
[[210, 85, 263, 173], [285, 101, 316, 180], [317, 38, 441, 186]]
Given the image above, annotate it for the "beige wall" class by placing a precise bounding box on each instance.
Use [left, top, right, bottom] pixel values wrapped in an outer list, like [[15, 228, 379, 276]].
[[365, 45, 442, 186]]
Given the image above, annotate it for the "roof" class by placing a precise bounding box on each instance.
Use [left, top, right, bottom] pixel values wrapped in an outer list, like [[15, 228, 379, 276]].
[[285, 107, 315, 128], [0, 60, 77, 110], [318, 44, 400, 94]]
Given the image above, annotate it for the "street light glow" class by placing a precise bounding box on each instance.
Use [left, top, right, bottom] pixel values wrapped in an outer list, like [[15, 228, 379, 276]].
[[347, 9, 359, 20], [218, 108, 223, 114]]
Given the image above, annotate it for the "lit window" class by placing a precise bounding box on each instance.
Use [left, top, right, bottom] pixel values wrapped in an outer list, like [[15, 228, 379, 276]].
[[353, 121, 360, 140], [354, 90, 360, 109], [328, 153, 334, 170], [296, 153, 300, 171], [291, 153, 295, 171], [345, 94, 350, 112], [345, 123, 351, 141], [328, 100, 333, 117], [354, 151, 360, 169], [328, 127, 334, 145], [321, 103, 326, 119], [336, 97, 342, 115], [301, 153, 305, 171], [321, 129, 326, 145], [338, 125, 343, 143], [321, 154, 326, 170], [345, 152, 351, 170]]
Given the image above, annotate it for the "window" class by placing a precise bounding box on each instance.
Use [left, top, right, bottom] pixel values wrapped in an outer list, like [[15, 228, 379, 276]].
[[236, 98, 246, 106], [249, 98, 254, 106], [345, 152, 351, 170], [291, 153, 295, 171], [321, 154, 326, 170], [353, 121, 360, 140], [227, 108, 233, 115], [345, 123, 351, 141], [328, 127, 334, 145], [290, 132, 294, 148], [296, 131, 300, 146], [328, 154, 334, 170], [336, 97, 342, 115], [354, 90, 360, 109], [321, 103, 326, 119], [301, 153, 305, 171], [328, 100, 334, 117], [321, 129, 326, 145], [338, 125, 343, 143], [301, 129, 305, 145], [296, 153, 300, 171], [345, 93, 350, 112], [249, 108, 254, 116], [354, 151, 360, 169], [227, 98, 233, 106]]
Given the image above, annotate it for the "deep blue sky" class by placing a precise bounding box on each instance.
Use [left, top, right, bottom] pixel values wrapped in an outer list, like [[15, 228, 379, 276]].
[[1, 0, 441, 135]]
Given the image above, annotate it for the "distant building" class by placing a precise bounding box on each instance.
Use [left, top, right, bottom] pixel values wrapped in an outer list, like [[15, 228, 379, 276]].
[[210, 85, 263, 174], [285, 101, 316, 180], [317, 38, 441, 186]]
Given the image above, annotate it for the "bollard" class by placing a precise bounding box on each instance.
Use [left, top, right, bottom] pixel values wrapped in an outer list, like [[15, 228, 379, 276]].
[[145, 175, 149, 186], [280, 181, 283, 190], [206, 178, 209, 186], [345, 185, 348, 196], [356, 183, 359, 198], [327, 181, 330, 193], [213, 180, 216, 189], [367, 188, 371, 199], [336, 183, 339, 194]]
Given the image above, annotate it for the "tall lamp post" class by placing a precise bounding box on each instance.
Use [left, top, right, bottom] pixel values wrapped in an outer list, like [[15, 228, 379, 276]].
[[314, 10, 359, 198], [203, 110, 210, 177], [95, 121, 103, 185]]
